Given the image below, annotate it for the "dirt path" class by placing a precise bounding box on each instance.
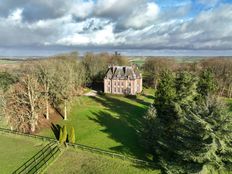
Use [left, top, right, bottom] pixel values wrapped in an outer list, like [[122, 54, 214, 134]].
[[84, 90, 98, 97]]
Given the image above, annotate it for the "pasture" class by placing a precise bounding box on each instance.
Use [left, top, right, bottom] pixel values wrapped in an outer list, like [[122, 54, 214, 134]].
[[44, 149, 160, 174], [39, 88, 155, 160], [0, 133, 46, 174]]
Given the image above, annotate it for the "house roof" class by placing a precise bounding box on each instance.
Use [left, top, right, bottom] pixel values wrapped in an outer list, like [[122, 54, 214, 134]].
[[105, 66, 141, 80]]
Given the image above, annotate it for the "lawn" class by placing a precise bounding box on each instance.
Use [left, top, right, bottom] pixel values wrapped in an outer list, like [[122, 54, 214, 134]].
[[44, 149, 160, 174], [0, 133, 46, 174], [39, 88, 155, 159], [226, 98, 232, 112]]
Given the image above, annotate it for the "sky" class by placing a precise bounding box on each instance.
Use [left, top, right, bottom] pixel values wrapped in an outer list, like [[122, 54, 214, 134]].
[[0, 0, 232, 56]]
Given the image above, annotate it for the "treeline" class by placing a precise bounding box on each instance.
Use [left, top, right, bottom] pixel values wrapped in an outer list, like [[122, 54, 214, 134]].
[[142, 57, 232, 97], [0, 52, 129, 132]]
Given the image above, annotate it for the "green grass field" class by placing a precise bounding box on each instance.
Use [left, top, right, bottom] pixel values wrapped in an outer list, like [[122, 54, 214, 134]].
[[44, 149, 160, 174], [0, 133, 46, 174], [39, 88, 155, 159]]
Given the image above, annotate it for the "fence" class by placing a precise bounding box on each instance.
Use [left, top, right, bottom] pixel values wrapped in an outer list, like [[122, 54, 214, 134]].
[[67, 142, 153, 166], [0, 127, 58, 143], [0, 127, 154, 168], [12, 142, 60, 174]]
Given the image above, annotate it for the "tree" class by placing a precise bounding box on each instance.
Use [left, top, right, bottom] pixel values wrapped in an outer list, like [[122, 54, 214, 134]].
[[143, 71, 232, 173], [62, 125, 67, 143], [142, 58, 177, 88], [197, 69, 217, 98], [49, 57, 75, 120], [141, 105, 158, 157], [36, 60, 55, 120], [59, 127, 63, 144], [5, 74, 43, 132], [0, 89, 6, 126], [154, 70, 176, 123], [69, 127, 75, 144], [81, 52, 129, 85], [200, 58, 232, 97], [0, 72, 17, 92]]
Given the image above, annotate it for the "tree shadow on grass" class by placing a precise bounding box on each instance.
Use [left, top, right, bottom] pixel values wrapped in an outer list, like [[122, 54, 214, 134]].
[[227, 100, 232, 112], [125, 95, 152, 106], [141, 93, 155, 100], [51, 123, 61, 140], [88, 95, 152, 160]]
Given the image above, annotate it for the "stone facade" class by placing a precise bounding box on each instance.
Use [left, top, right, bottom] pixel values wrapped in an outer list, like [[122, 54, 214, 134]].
[[104, 66, 142, 95]]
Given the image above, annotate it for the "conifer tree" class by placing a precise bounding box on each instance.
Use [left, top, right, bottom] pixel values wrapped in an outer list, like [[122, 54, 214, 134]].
[[62, 125, 67, 143], [70, 127, 75, 144], [197, 69, 217, 98], [143, 71, 232, 173], [59, 127, 63, 144]]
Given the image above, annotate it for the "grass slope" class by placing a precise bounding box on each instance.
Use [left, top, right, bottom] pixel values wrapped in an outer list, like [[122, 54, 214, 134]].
[[0, 133, 46, 174], [39, 88, 155, 159], [44, 149, 160, 174]]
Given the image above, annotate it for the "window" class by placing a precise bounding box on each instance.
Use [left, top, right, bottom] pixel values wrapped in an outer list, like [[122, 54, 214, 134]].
[[121, 82, 124, 86], [114, 88, 116, 92], [118, 88, 120, 93], [137, 84, 139, 91], [114, 81, 116, 86], [118, 81, 120, 86], [128, 82, 131, 86]]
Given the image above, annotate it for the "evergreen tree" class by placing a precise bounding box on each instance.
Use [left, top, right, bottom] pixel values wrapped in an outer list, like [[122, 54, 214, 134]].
[[70, 127, 75, 144], [197, 69, 217, 98], [59, 127, 63, 144], [62, 125, 67, 143], [154, 70, 176, 123], [143, 71, 232, 173]]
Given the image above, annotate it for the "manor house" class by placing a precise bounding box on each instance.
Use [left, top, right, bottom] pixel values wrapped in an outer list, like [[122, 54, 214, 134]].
[[104, 65, 142, 95]]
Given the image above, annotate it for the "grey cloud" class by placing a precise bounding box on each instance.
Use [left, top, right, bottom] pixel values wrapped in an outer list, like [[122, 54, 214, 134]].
[[94, 0, 145, 19], [0, 0, 71, 22], [114, 4, 232, 50], [0, 0, 232, 55]]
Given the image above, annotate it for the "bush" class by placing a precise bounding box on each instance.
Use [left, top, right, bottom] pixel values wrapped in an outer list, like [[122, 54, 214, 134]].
[[69, 127, 75, 144], [59, 128, 63, 144], [62, 125, 67, 143]]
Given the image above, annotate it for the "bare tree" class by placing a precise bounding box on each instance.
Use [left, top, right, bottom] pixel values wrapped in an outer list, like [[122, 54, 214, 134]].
[[0, 89, 6, 125], [36, 60, 55, 120], [142, 57, 177, 88], [49, 56, 76, 120], [5, 74, 42, 132]]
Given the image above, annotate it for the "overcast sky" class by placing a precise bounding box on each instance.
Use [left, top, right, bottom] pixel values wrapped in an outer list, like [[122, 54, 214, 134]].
[[0, 0, 232, 56]]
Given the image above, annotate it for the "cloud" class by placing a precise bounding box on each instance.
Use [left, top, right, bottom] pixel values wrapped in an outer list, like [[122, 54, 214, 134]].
[[70, 0, 95, 19], [120, 2, 159, 29], [94, 0, 144, 18], [0, 0, 232, 56]]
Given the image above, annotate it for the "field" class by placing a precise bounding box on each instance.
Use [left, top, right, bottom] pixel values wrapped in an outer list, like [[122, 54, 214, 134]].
[[44, 149, 160, 174], [39, 88, 155, 159], [0, 133, 46, 174]]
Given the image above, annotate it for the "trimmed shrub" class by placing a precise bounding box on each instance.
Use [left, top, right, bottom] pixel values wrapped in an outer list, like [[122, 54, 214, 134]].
[[59, 128, 63, 144], [62, 125, 67, 143], [70, 127, 75, 144]]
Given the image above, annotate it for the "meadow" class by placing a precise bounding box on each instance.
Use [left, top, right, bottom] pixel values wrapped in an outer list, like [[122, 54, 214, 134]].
[[0, 133, 46, 174], [39, 88, 155, 160], [44, 149, 160, 174]]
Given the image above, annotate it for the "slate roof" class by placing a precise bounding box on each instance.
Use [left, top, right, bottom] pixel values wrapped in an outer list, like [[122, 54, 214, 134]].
[[105, 66, 141, 80]]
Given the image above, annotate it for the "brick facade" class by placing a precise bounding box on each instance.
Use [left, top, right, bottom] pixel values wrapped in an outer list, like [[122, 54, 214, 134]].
[[104, 66, 142, 95]]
